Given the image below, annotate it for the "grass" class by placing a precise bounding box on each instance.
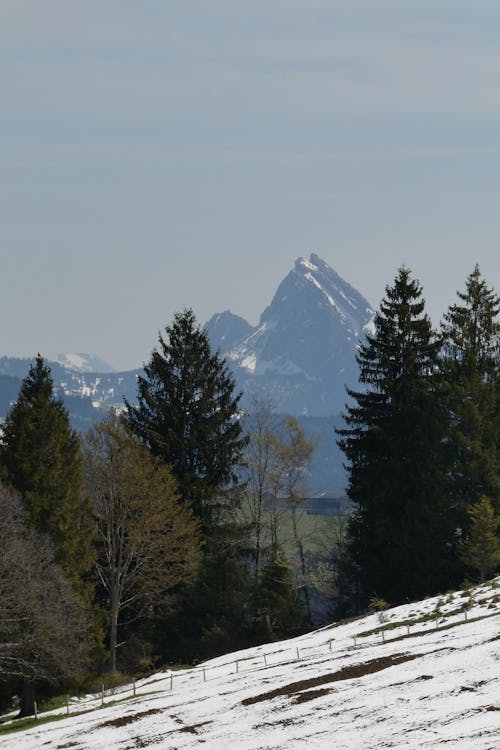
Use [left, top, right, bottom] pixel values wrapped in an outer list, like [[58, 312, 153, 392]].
[[0, 691, 160, 737], [239, 508, 346, 560], [357, 607, 499, 639]]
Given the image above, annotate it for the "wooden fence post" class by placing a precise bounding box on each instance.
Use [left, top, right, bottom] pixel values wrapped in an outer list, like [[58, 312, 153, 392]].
[[101, 684, 104, 706], [263, 654, 267, 666], [66, 695, 69, 715], [296, 647, 300, 660], [170, 673, 173, 691], [34, 701, 38, 721], [133, 678, 136, 697], [203, 667, 206, 682]]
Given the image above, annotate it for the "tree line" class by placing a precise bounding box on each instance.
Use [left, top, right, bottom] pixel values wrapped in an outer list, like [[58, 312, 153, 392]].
[[0, 311, 312, 716], [337, 265, 499, 613], [0, 266, 498, 717]]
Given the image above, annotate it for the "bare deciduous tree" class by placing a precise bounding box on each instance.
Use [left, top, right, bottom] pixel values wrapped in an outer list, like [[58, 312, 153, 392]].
[[83, 413, 200, 672], [0, 484, 94, 716]]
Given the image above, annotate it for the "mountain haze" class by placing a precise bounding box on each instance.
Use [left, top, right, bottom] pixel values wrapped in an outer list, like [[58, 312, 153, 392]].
[[0, 256, 373, 490], [206, 254, 374, 415]]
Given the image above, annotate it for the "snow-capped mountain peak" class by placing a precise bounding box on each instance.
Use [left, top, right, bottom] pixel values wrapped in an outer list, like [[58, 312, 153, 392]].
[[55, 353, 116, 374], [206, 254, 375, 416]]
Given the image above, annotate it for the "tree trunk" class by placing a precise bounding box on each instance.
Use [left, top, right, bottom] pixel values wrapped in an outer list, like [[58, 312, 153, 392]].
[[109, 604, 119, 672], [18, 680, 36, 718], [291, 508, 312, 626], [254, 489, 263, 583]]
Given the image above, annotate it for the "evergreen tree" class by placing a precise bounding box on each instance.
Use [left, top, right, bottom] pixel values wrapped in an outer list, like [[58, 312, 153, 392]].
[[159, 541, 253, 663], [125, 309, 248, 533], [441, 266, 499, 525], [338, 268, 456, 606], [255, 544, 304, 640], [0, 355, 94, 585], [460, 496, 500, 583]]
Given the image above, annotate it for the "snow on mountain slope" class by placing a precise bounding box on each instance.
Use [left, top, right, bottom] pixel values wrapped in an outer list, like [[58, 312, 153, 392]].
[[3, 579, 499, 749], [207, 254, 375, 416], [55, 353, 116, 374]]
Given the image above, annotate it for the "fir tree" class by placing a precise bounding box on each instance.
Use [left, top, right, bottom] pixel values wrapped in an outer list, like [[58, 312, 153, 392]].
[[125, 309, 248, 533], [441, 266, 499, 524], [0, 355, 94, 585], [338, 268, 456, 606], [255, 544, 304, 640], [460, 495, 500, 583]]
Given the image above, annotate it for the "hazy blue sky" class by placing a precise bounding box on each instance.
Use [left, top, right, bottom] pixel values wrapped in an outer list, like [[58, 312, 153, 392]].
[[1, 1, 499, 370]]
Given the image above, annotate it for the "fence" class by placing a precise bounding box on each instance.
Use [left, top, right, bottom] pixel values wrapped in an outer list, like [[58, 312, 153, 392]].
[[20, 604, 489, 724]]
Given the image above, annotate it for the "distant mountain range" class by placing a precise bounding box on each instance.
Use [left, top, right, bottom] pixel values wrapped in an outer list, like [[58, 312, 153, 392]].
[[0, 255, 374, 492], [206, 253, 374, 416], [54, 352, 116, 373]]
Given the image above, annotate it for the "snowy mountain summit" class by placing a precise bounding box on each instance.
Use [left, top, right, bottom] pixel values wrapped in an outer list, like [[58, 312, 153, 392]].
[[55, 353, 116, 374], [206, 254, 375, 415]]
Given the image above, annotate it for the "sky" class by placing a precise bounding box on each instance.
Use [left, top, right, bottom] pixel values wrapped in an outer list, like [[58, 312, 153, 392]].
[[1, 0, 499, 371]]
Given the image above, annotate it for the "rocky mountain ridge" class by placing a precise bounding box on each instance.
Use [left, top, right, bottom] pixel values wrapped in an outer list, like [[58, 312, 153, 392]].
[[0, 256, 373, 491], [206, 253, 374, 415]]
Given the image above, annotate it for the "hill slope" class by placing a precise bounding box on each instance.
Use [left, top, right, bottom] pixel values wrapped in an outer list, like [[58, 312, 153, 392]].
[[2, 579, 499, 749]]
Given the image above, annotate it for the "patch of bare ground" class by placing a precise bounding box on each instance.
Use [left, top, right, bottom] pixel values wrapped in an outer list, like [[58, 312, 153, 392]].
[[254, 717, 304, 730], [124, 737, 164, 749], [389, 674, 433, 688], [242, 652, 419, 706], [178, 721, 211, 734], [56, 744, 81, 749], [293, 688, 330, 704], [97, 708, 162, 729]]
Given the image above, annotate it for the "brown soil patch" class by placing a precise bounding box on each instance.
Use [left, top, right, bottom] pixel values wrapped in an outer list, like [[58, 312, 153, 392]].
[[178, 721, 211, 734], [97, 708, 162, 729], [242, 652, 419, 705], [293, 688, 331, 704]]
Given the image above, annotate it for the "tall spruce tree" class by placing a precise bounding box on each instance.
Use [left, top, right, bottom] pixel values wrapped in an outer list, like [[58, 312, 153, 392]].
[[0, 355, 94, 585], [125, 309, 247, 533], [441, 266, 499, 526], [338, 268, 456, 606]]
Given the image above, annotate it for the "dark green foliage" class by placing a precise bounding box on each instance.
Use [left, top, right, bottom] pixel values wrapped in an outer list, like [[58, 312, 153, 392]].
[[0, 355, 95, 585], [338, 268, 457, 606], [254, 544, 305, 640], [159, 543, 253, 663], [125, 309, 248, 533], [441, 266, 499, 525], [460, 496, 500, 583]]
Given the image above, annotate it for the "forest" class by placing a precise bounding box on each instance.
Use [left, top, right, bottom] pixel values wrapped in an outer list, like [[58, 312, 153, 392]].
[[0, 265, 498, 718]]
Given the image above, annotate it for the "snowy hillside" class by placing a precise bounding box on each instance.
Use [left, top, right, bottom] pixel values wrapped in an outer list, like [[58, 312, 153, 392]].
[[2, 579, 499, 749]]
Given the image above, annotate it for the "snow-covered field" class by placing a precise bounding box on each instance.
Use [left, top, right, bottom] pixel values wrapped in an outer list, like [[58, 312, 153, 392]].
[[2, 579, 499, 749]]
